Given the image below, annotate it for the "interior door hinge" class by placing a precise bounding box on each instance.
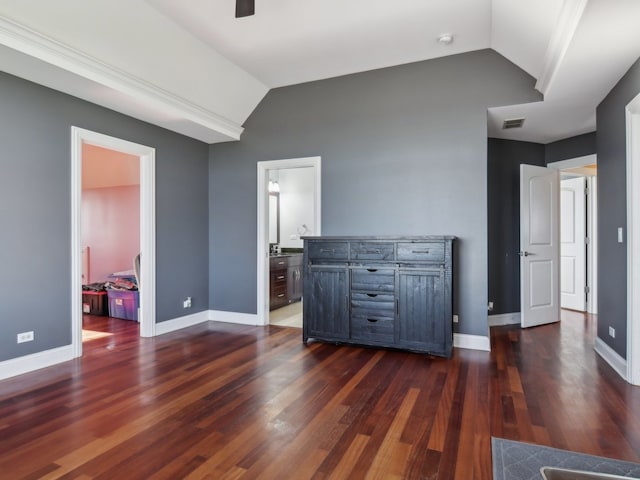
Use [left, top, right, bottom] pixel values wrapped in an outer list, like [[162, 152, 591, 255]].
[[585, 187, 589, 196], [584, 285, 590, 294], [585, 237, 590, 245]]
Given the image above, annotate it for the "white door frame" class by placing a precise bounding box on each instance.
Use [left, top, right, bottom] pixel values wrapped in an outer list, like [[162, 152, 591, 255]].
[[626, 93, 640, 385], [548, 155, 598, 314], [586, 176, 598, 314], [71, 127, 156, 358], [256, 157, 321, 326]]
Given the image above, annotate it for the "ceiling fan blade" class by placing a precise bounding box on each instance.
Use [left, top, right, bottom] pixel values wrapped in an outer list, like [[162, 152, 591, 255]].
[[236, 0, 255, 17]]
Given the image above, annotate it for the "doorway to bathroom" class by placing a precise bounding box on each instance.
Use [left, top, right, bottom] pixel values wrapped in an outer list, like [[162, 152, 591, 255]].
[[257, 157, 321, 327]]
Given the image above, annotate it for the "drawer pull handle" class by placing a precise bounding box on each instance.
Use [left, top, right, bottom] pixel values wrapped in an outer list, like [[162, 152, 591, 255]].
[[320, 248, 335, 254], [364, 249, 381, 254], [366, 268, 378, 272], [278, 261, 285, 265], [412, 249, 430, 254], [277, 294, 285, 298], [277, 275, 285, 280], [367, 318, 378, 323], [366, 293, 378, 298]]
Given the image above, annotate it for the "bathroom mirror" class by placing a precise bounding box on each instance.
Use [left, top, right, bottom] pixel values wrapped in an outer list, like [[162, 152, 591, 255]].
[[269, 192, 279, 244]]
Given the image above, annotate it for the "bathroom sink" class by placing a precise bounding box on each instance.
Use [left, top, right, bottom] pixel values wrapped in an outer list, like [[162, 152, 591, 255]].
[[541, 467, 638, 479]]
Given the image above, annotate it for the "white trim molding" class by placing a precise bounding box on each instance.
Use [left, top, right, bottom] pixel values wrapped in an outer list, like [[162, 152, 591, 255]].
[[488, 312, 521, 327], [0, 345, 74, 381], [454, 334, 491, 352], [586, 176, 598, 314], [155, 311, 210, 336], [209, 310, 260, 326], [595, 337, 627, 382], [0, 16, 243, 143], [626, 92, 640, 385], [535, 0, 588, 95], [256, 157, 321, 327]]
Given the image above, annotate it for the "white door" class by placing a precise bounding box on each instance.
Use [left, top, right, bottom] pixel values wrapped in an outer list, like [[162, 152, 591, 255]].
[[520, 165, 560, 328], [560, 177, 586, 311]]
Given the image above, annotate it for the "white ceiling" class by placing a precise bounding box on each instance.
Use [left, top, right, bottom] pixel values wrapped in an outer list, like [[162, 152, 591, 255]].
[[147, 0, 494, 88], [2, 0, 640, 144], [145, 0, 640, 144]]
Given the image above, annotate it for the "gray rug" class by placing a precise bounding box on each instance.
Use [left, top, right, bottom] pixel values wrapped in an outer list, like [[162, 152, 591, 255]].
[[492, 437, 640, 480]]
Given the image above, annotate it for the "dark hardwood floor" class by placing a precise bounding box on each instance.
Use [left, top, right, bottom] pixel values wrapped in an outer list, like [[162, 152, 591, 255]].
[[0, 311, 639, 479]]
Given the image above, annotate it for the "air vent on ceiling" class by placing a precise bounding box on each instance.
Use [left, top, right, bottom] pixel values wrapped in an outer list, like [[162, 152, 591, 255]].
[[502, 118, 525, 129]]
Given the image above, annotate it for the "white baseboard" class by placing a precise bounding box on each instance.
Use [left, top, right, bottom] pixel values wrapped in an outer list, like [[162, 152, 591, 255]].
[[594, 337, 627, 381], [488, 312, 521, 327], [208, 310, 260, 326], [155, 310, 210, 336], [454, 333, 491, 352], [0, 345, 74, 381]]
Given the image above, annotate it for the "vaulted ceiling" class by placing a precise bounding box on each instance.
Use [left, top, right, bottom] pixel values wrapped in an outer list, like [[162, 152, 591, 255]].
[[1, 0, 639, 144]]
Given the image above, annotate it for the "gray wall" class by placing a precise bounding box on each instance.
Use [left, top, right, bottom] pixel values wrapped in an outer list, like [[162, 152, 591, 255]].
[[0, 72, 209, 362], [487, 138, 546, 315], [545, 132, 596, 164], [209, 49, 542, 337], [596, 56, 640, 357]]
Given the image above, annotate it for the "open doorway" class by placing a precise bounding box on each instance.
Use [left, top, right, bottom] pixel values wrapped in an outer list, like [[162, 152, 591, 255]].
[[626, 92, 640, 385], [80, 144, 140, 344], [71, 127, 156, 359], [257, 157, 321, 327], [267, 167, 316, 328], [519, 158, 598, 329], [549, 156, 598, 315], [560, 168, 597, 314]]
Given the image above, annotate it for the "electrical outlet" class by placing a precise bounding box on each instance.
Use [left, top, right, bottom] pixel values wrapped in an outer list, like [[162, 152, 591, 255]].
[[488, 301, 494, 312], [609, 326, 616, 338], [453, 315, 459, 323], [183, 297, 192, 309], [17, 331, 34, 343]]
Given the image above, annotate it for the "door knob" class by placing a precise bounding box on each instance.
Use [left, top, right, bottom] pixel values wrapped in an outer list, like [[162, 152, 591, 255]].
[[518, 251, 532, 257]]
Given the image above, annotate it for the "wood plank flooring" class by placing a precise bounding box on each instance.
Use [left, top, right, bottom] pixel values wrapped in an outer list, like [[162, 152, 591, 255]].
[[0, 310, 639, 479]]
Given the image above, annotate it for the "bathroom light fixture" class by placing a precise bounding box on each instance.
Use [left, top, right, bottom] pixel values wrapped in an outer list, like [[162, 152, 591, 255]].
[[438, 33, 454, 45]]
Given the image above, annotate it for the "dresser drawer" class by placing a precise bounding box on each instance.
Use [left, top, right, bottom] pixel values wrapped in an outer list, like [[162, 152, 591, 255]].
[[351, 292, 395, 311], [272, 284, 287, 296], [307, 241, 349, 261], [271, 270, 287, 285], [397, 242, 445, 262], [270, 256, 288, 269], [351, 268, 395, 293], [351, 315, 394, 343], [350, 242, 394, 261]]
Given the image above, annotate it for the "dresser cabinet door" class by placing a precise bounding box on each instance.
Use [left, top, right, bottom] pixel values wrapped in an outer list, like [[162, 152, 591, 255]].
[[397, 268, 450, 355], [305, 265, 349, 341]]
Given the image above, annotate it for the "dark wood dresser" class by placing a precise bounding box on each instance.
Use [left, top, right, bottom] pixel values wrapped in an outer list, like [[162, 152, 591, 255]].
[[302, 236, 455, 357]]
